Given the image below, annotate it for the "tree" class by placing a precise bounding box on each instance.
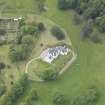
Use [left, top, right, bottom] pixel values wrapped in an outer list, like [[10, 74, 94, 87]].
[[51, 26, 65, 40], [58, 0, 80, 10], [96, 15, 105, 33], [68, 0, 80, 9], [22, 35, 34, 46], [58, 0, 68, 10], [58, 0, 105, 33], [87, 0, 105, 19], [80, 24, 93, 38], [76, 2, 88, 15], [9, 45, 29, 62]]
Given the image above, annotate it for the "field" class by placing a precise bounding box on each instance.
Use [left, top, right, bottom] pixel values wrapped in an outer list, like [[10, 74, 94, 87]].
[[0, 0, 105, 105]]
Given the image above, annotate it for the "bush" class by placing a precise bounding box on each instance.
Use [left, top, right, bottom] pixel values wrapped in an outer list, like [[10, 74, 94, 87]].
[[21, 25, 38, 35], [58, 0, 79, 10], [0, 29, 6, 36], [72, 88, 99, 105], [9, 45, 30, 62], [0, 62, 6, 70], [0, 84, 6, 96], [51, 26, 65, 40], [58, 0, 68, 10], [41, 70, 58, 81], [19, 103, 28, 105], [53, 92, 66, 105], [90, 32, 102, 43], [22, 35, 34, 46], [20, 88, 38, 105], [19, 18, 25, 28], [96, 15, 105, 33], [73, 13, 81, 25], [37, 22, 46, 32], [26, 89, 38, 104], [16, 35, 23, 44], [37, 0, 46, 12], [80, 24, 93, 38]]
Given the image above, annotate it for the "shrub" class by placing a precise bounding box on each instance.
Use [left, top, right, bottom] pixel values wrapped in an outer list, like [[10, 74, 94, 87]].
[[58, 0, 68, 10], [96, 15, 105, 33], [37, 0, 46, 12], [41, 70, 58, 81], [22, 35, 34, 46], [0, 84, 6, 96], [0, 62, 6, 70], [16, 35, 23, 44], [73, 13, 81, 25], [53, 92, 66, 105], [72, 88, 99, 105], [58, 0, 79, 10], [21, 25, 38, 35], [26, 89, 38, 104], [0, 29, 6, 36], [37, 22, 46, 32], [80, 24, 93, 38], [51, 26, 65, 40], [19, 103, 28, 105], [20, 89, 38, 105], [90, 32, 102, 43], [9, 45, 30, 62], [19, 18, 25, 28]]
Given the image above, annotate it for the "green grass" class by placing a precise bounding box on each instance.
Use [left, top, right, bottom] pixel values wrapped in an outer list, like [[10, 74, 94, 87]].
[[0, 0, 105, 105], [0, 0, 38, 16], [28, 59, 55, 80], [53, 51, 72, 70]]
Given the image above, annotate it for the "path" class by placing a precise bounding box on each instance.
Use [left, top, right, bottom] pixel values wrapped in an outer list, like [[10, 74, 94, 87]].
[[59, 51, 77, 75], [25, 50, 77, 82], [25, 57, 40, 74]]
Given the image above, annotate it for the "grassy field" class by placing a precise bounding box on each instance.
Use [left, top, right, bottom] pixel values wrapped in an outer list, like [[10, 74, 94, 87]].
[[0, 0, 105, 105]]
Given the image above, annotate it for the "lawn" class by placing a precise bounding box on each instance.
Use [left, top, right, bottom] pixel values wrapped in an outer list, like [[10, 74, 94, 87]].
[[27, 59, 56, 80], [0, 0, 105, 105]]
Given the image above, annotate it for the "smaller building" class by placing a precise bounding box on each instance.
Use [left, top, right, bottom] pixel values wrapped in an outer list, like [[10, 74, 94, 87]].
[[40, 46, 71, 63]]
